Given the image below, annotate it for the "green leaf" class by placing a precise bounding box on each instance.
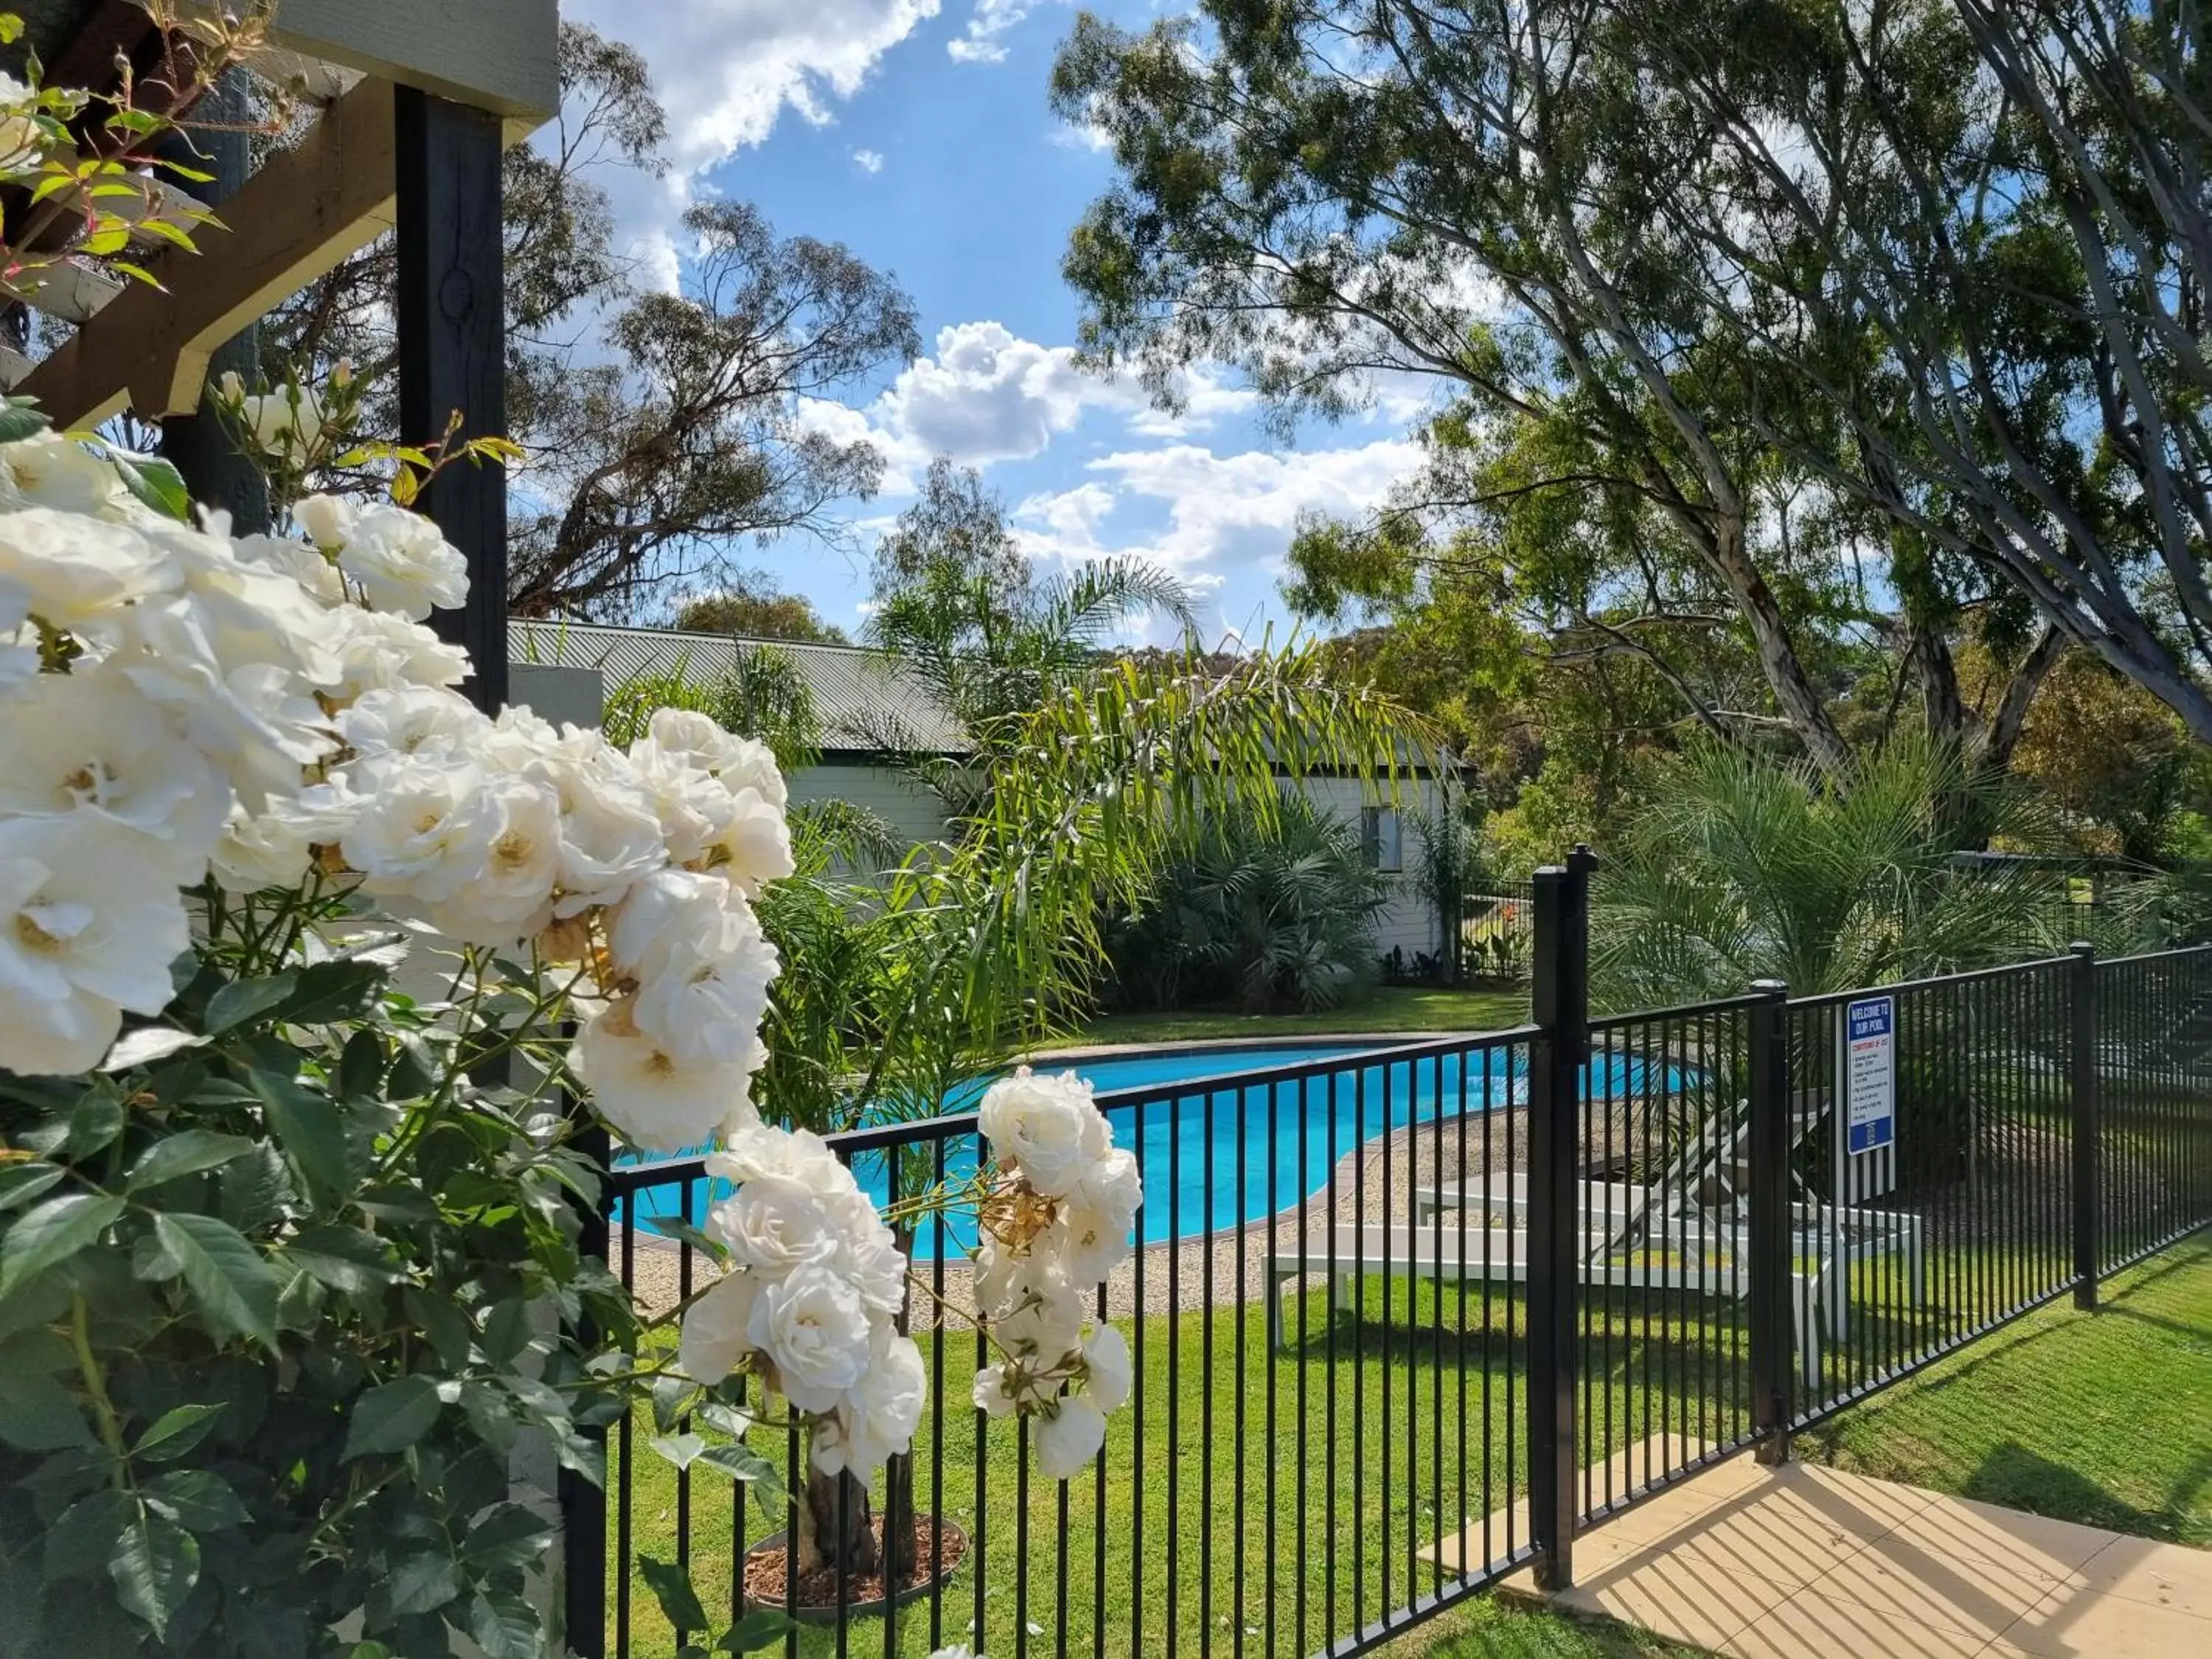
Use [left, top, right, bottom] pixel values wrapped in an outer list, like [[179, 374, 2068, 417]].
[[0, 401, 47, 442], [648, 1432, 705, 1471], [466, 1591, 539, 1659], [280, 1224, 400, 1294], [106, 451, 192, 524], [109, 1509, 199, 1637], [149, 1214, 279, 1349], [205, 974, 299, 1034], [100, 1027, 207, 1072], [385, 1551, 460, 1616], [337, 1029, 386, 1102], [132, 1402, 226, 1463], [0, 1367, 91, 1451], [400, 1285, 474, 1369], [143, 1469, 247, 1531], [694, 1440, 782, 1496], [276, 960, 385, 1026], [45, 1488, 133, 1582], [0, 1164, 64, 1213], [124, 1130, 254, 1192], [723, 1609, 798, 1652], [63, 1090, 125, 1158], [0, 1194, 124, 1298], [638, 1555, 709, 1634], [343, 1375, 441, 1461], [244, 1068, 352, 1201], [459, 1503, 550, 1571]]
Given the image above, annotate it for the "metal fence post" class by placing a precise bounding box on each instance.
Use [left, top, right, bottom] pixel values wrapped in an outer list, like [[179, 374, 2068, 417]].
[[1528, 846, 1593, 1591], [1747, 981, 1794, 1464], [560, 1097, 611, 1657], [2070, 942, 2101, 1310]]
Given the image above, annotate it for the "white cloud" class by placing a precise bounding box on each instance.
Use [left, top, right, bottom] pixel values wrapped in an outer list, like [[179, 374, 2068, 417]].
[[853, 147, 886, 173], [562, 1, 938, 289], [1048, 118, 1114, 153], [948, 0, 1037, 63]]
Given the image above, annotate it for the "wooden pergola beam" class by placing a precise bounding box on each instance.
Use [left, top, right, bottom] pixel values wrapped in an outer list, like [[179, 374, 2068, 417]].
[[17, 74, 398, 428]]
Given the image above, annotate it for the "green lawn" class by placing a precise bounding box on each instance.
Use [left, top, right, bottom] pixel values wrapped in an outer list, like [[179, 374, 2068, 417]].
[[605, 1234, 2211, 1659], [1075, 986, 1528, 1047], [1797, 1234, 2212, 1546]]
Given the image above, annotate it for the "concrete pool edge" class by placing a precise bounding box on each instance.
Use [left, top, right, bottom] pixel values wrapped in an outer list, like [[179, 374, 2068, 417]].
[[1018, 1027, 1508, 1063]]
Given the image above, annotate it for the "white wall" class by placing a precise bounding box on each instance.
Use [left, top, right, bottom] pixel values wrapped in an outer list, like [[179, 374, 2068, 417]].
[[787, 759, 954, 849], [1297, 773, 1446, 963]]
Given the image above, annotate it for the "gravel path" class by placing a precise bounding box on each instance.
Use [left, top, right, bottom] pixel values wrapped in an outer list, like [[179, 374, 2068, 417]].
[[619, 1104, 1536, 1324]]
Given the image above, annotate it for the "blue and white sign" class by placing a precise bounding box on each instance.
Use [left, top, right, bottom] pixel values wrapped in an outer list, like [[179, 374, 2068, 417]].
[[1844, 995, 1896, 1155]]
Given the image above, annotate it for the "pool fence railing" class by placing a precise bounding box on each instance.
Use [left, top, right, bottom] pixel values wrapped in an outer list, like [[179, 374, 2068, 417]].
[[563, 847, 2212, 1658]]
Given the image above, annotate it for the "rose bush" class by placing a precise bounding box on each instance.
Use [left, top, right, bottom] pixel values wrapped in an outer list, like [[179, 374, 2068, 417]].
[[0, 406, 1138, 1655]]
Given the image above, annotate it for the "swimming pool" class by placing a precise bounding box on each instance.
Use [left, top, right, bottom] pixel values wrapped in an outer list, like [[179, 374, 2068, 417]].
[[615, 1038, 1690, 1255]]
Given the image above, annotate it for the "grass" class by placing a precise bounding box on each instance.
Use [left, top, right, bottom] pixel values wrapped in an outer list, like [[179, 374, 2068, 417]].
[[1076, 985, 1529, 1047], [605, 1231, 2210, 1659], [1797, 1234, 2212, 1546]]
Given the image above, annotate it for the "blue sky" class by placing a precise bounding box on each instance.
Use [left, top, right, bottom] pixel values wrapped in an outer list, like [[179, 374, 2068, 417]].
[[560, 0, 1429, 645]]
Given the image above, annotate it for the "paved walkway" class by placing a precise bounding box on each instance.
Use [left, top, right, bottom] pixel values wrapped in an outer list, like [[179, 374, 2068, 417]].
[[1475, 1441, 2211, 1657]]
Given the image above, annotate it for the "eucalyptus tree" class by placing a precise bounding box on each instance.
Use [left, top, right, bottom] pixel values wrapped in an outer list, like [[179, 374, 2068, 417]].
[[1609, 0, 2212, 746], [1051, 0, 2067, 776]]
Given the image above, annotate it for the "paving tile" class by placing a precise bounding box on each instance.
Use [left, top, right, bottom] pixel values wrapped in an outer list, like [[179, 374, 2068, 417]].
[[1730, 1586, 2003, 1659], [1801, 1528, 2061, 1640], [1902, 1495, 2121, 1576], [2070, 1535, 2212, 1620], [1989, 1581, 2212, 1659], [1606, 1481, 1905, 1588], [1551, 1551, 1792, 1654]]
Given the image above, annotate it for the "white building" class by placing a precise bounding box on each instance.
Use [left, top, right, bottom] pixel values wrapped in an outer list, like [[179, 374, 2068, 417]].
[[509, 620, 1450, 965]]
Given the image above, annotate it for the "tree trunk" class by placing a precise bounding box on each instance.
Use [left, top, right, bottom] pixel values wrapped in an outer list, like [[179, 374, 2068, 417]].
[[1980, 624, 2065, 774], [799, 1464, 879, 1583], [1702, 512, 1854, 776]]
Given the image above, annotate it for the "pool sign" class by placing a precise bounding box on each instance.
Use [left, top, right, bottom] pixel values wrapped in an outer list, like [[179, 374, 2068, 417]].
[[1843, 995, 1896, 1155]]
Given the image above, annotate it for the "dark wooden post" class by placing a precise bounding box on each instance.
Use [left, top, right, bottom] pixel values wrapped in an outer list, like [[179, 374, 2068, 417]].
[[1748, 979, 1794, 1463], [158, 69, 270, 535], [1528, 844, 1593, 1590], [395, 86, 508, 713], [2070, 942, 2101, 1310]]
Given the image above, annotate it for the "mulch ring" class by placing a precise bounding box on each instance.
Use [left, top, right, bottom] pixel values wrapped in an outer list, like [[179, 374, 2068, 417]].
[[741, 1514, 965, 1614]]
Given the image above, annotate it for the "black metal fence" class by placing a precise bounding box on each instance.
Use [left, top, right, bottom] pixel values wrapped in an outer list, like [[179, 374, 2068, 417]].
[[568, 856, 2212, 1658]]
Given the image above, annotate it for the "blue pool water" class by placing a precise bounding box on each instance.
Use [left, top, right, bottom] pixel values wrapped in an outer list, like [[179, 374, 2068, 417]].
[[616, 1040, 1688, 1256]]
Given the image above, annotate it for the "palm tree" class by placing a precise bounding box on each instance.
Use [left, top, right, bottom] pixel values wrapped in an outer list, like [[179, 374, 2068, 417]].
[[1590, 737, 2088, 1009]]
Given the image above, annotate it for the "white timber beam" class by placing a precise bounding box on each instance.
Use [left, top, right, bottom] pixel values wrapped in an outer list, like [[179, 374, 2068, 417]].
[[179, 0, 559, 128]]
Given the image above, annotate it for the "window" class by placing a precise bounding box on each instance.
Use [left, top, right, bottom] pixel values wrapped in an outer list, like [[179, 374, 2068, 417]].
[[1361, 805, 1402, 872]]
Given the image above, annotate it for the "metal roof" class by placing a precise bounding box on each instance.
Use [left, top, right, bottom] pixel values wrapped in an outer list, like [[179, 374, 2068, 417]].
[[508, 620, 968, 756]]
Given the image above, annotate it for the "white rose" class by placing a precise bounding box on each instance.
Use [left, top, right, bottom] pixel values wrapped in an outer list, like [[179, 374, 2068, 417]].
[[294, 492, 356, 551], [710, 1172, 842, 1277], [709, 1122, 845, 1189], [978, 1068, 1111, 1199], [0, 69, 44, 174], [637, 710, 788, 810], [323, 605, 471, 697], [529, 747, 665, 914], [571, 999, 747, 1155], [676, 1270, 761, 1384], [746, 1263, 872, 1414], [835, 1217, 908, 1318], [422, 773, 563, 945], [705, 785, 795, 897], [0, 507, 173, 630], [0, 434, 137, 521], [335, 754, 501, 903], [819, 1328, 926, 1476], [334, 503, 468, 619], [1081, 1324, 1131, 1413], [0, 815, 190, 1077], [993, 1270, 1086, 1366], [970, 1363, 1018, 1420], [231, 532, 344, 606], [111, 598, 336, 810], [1050, 1194, 1135, 1288], [242, 387, 325, 456], [1033, 1395, 1107, 1481], [0, 667, 229, 877], [337, 684, 488, 765], [630, 903, 780, 1071]]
